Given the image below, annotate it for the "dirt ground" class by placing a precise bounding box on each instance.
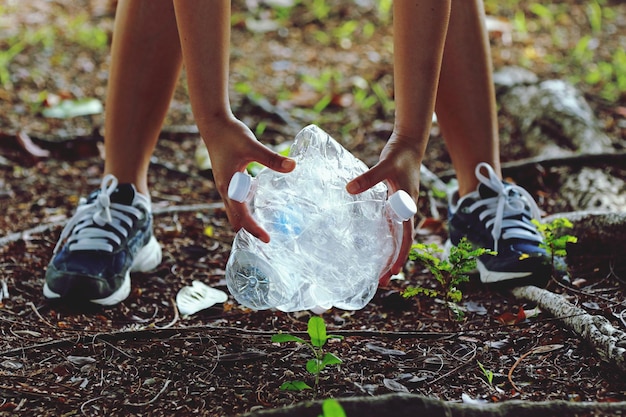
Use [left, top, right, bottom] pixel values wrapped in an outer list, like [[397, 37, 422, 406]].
[[1, 1, 626, 416]]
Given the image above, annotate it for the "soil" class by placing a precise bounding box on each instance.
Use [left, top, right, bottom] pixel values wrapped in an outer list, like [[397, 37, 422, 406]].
[[1, 1, 626, 416]]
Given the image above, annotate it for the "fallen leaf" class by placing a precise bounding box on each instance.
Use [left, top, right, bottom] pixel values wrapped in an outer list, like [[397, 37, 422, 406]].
[[582, 301, 601, 310], [67, 356, 97, 366], [523, 307, 541, 319], [416, 217, 446, 235], [383, 378, 409, 393], [42, 97, 103, 118], [0, 403, 18, 411], [530, 344, 564, 355], [495, 306, 527, 325], [1, 359, 23, 370], [465, 301, 488, 315], [486, 338, 510, 349], [366, 343, 406, 356], [462, 392, 488, 405]]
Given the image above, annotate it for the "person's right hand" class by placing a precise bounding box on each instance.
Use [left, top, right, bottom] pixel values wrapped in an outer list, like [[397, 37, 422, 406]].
[[202, 115, 295, 243]]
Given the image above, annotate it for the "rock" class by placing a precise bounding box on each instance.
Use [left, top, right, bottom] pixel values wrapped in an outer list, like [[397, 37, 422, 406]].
[[493, 66, 539, 91], [498, 76, 613, 155], [561, 168, 626, 212]]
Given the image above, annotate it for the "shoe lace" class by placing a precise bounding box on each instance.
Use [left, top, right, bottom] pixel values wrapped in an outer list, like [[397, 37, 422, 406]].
[[53, 175, 143, 254], [468, 163, 543, 252]]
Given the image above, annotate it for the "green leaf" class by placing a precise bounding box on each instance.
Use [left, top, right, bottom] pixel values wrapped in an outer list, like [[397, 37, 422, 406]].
[[319, 399, 346, 417], [308, 316, 328, 347], [271, 334, 307, 344], [279, 381, 312, 391], [41, 98, 103, 119], [306, 358, 322, 374], [321, 352, 342, 367]]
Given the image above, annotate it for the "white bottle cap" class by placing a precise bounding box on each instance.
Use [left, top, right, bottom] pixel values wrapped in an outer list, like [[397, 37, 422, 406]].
[[228, 171, 252, 202], [389, 190, 417, 221]]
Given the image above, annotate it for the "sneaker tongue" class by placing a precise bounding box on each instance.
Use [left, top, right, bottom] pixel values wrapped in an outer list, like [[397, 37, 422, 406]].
[[477, 181, 522, 200], [477, 183, 499, 199], [110, 183, 136, 205]]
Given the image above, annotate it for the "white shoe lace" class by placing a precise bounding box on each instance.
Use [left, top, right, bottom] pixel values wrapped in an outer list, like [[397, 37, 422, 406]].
[[53, 175, 143, 254], [468, 163, 542, 252]]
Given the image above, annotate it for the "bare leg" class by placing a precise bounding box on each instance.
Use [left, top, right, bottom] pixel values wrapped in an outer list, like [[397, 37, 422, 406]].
[[435, 0, 500, 196], [103, 0, 183, 196]]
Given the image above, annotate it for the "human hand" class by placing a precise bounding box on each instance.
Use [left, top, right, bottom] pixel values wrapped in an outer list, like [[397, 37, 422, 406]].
[[202, 116, 296, 243], [346, 132, 422, 286]]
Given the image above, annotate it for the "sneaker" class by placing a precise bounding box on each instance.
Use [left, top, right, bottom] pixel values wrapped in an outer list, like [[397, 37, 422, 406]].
[[447, 162, 551, 286], [44, 175, 162, 305]]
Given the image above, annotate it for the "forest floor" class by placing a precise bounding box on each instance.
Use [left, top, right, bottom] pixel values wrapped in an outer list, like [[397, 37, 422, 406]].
[[1, 0, 626, 416]]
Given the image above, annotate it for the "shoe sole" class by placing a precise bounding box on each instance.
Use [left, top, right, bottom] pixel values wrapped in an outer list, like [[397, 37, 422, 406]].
[[43, 236, 162, 306], [476, 260, 532, 283]]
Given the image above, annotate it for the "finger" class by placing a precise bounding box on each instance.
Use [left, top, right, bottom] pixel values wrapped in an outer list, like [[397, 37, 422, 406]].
[[253, 143, 296, 173], [389, 219, 415, 275], [346, 162, 390, 195], [228, 201, 270, 243], [378, 270, 392, 287]]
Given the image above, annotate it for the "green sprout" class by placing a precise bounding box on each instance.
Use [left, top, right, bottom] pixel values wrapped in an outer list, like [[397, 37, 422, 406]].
[[271, 316, 343, 394], [402, 238, 495, 320], [477, 360, 494, 387], [531, 217, 578, 276], [319, 399, 346, 417]]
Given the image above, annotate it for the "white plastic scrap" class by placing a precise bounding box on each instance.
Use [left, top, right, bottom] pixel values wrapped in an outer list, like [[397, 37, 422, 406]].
[[0, 279, 8, 301], [176, 280, 228, 316]]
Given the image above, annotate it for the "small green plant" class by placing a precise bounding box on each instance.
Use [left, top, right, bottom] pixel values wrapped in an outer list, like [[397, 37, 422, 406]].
[[402, 238, 495, 320], [319, 399, 346, 417], [271, 316, 343, 394], [477, 360, 494, 387], [531, 217, 578, 274]]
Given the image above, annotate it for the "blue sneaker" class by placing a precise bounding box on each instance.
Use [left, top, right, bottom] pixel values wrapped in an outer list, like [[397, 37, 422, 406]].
[[44, 175, 162, 305], [447, 163, 551, 286]]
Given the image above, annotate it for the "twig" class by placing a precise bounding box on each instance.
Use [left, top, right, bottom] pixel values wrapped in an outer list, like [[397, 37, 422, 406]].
[[0, 325, 456, 357], [156, 298, 179, 329], [437, 150, 626, 182], [0, 203, 225, 248], [0, 219, 68, 247], [152, 202, 224, 215], [26, 302, 56, 329], [507, 349, 535, 392], [124, 379, 172, 407], [80, 396, 104, 416], [90, 334, 135, 359], [428, 348, 477, 385]]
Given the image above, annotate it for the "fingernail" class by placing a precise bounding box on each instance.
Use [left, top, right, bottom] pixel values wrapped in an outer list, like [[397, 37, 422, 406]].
[[281, 158, 295, 170]]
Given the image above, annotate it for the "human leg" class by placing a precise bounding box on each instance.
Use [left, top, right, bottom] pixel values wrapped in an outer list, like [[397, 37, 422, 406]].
[[44, 0, 181, 304], [104, 0, 183, 196], [435, 0, 500, 197], [437, 0, 550, 285]]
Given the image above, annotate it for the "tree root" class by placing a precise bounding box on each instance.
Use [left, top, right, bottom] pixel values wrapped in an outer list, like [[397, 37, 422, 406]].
[[511, 285, 626, 373], [240, 392, 626, 417]]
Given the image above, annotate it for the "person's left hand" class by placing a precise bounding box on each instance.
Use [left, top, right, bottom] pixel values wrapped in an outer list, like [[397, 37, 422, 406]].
[[346, 132, 422, 286]]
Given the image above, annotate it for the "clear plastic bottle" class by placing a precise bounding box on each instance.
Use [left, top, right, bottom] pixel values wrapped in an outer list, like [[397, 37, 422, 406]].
[[224, 125, 417, 312]]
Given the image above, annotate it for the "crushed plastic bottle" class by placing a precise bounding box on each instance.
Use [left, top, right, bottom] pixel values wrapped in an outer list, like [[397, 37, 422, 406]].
[[225, 125, 416, 312]]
